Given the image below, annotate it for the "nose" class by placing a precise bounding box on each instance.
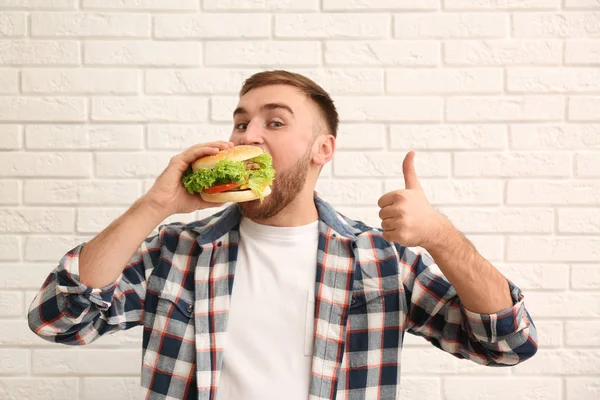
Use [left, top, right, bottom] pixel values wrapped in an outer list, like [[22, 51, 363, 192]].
[[240, 120, 264, 146]]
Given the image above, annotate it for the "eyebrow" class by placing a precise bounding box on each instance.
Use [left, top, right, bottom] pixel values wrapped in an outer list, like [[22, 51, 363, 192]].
[[233, 103, 295, 117]]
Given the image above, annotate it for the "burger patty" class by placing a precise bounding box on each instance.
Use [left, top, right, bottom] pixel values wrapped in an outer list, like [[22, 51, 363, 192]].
[[244, 161, 261, 170]]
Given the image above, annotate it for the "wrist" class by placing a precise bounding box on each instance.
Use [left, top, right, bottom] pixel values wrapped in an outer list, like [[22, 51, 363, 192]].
[[136, 196, 171, 224]]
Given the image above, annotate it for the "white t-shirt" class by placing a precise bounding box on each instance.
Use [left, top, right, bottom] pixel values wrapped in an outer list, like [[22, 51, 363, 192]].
[[216, 217, 319, 400]]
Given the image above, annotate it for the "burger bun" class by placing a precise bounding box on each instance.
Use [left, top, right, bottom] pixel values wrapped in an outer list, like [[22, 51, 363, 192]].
[[192, 145, 264, 171], [200, 185, 272, 203]]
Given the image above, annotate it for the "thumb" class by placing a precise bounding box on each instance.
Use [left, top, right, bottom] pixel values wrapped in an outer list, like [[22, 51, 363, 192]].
[[403, 151, 422, 190]]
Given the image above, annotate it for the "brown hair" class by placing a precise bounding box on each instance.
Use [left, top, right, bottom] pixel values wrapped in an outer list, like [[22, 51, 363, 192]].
[[239, 70, 339, 138]]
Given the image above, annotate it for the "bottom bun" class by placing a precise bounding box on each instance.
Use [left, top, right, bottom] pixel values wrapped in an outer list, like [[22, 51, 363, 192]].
[[200, 186, 272, 203]]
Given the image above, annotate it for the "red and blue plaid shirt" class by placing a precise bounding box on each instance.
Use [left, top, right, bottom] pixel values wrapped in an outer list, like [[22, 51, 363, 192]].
[[28, 195, 538, 400]]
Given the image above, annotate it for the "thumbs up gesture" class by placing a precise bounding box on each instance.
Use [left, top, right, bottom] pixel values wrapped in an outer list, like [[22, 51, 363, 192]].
[[377, 151, 447, 248]]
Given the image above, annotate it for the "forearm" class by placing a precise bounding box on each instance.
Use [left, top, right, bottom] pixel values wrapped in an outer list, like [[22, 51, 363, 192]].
[[78, 196, 168, 288], [425, 217, 513, 314]]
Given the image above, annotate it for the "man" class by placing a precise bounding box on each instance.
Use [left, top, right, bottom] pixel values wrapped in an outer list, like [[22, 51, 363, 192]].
[[28, 70, 538, 400]]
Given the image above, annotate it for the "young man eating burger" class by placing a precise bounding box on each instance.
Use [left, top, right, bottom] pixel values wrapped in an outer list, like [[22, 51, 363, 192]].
[[28, 70, 538, 400]]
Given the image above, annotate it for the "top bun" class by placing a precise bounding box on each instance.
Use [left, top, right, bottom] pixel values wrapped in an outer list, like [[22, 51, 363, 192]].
[[192, 145, 264, 171]]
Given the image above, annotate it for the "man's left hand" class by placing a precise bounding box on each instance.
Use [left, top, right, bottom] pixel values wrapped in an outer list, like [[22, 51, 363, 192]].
[[377, 151, 448, 248]]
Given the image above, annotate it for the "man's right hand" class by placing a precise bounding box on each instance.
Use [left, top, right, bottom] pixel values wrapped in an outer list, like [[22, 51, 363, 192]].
[[142, 141, 235, 218]]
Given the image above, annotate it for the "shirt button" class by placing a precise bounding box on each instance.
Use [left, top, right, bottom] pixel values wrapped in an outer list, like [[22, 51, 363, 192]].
[[351, 297, 356, 305], [187, 304, 193, 313]]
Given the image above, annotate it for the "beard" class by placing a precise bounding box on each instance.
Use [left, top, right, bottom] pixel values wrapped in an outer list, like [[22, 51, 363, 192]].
[[238, 146, 312, 220]]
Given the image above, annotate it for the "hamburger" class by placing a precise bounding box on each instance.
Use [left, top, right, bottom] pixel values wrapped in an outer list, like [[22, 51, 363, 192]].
[[182, 145, 275, 203]]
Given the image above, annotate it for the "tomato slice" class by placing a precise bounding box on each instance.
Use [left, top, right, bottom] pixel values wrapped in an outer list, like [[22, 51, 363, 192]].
[[203, 182, 241, 194]]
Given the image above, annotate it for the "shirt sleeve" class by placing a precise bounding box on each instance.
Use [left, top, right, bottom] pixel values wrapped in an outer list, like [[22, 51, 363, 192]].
[[397, 244, 538, 367], [27, 229, 163, 346]]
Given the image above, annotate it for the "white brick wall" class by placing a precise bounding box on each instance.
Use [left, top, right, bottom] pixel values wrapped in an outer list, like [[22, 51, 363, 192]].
[[0, 1, 598, 399]]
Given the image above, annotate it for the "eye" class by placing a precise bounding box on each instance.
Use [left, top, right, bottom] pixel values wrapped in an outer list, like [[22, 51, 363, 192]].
[[235, 123, 248, 130], [269, 121, 284, 128]]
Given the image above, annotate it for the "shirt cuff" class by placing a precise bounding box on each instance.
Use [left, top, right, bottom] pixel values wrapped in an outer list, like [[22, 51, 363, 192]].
[[55, 243, 119, 311], [461, 280, 531, 344]]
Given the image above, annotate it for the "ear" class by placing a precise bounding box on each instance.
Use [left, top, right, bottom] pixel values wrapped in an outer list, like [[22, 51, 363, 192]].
[[312, 134, 335, 166]]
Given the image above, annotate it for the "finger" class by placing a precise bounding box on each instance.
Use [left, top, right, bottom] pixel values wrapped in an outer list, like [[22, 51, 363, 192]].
[[378, 205, 401, 221], [377, 191, 396, 208], [403, 151, 422, 190], [181, 141, 232, 161], [381, 218, 397, 232]]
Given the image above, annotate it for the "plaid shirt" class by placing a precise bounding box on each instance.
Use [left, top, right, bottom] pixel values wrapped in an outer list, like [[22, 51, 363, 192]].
[[28, 195, 538, 400]]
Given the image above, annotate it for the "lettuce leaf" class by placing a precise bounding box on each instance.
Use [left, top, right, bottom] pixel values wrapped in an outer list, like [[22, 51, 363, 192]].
[[182, 152, 276, 201]]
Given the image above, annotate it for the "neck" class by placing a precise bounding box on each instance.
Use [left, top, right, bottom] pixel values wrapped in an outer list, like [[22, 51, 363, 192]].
[[247, 187, 318, 227]]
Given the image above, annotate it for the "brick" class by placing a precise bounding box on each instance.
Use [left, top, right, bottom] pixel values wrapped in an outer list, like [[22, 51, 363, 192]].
[[565, 40, 600, 64], [507, 180, 600, 205], [336, 97, 442, 122], [0, 291, 23, 317], [324, 0, 437, 9], [385, 179, 503, 205], [576, 153, 600, 177], [495, 263, 569, 289], [336, 124, 385, 149], [507, 237, 600, 261], [387, 68, 502, 94], [513, 12, 600, 38], [572, 264, 600, 289], [77, 207, 127, 233], [210, 96, 237, 122], [507, 68, 600, 93], [145, 69, 257, 94], [0, 13, 26, 37], [334, 151, 448, 177], [293, 69, 384, 94], [92, 97, 207, 122], [22, 69, 139, 94], [0, 378, 78, 400], [25, 125, 143, 150], [205, 41, 320, 67], [315, 180, 383, 205], [444, 378, 561, 400], [24, 236, 87, 261], [33, 349, 141, 375], [565, 321, 600, 346], [565, 0, 600, 7], [0, 97, 86, 122], [155, 14, 269, 38], [445, 40, 561, 66], [334, 206, 381, 228], [82, 378, 144, 400], [532, 321, 563, 347], [569, 97, 600, 121], [0, 69, 17, 93], [0, 0, 74, 7], [511, 124, 600, 149], [0, 264, 55, 290], [0, 319, 44, 346], [454, 151, 570, 177], [0, 349, 28, 375], [447, 96, 564, 122], [85, 325, 142, 348], [31, 12, 150, 37], [147, 124, 229, 149], [203, 0, 318, 10], [402, 348, 510, 375], [0, 40, 79, 65], [437, 208, 554, 233], [96, 152, 173, 178], [566, 378, 600, 400], [325, 41, 439, 66], [275, 14, 389, 38], [83, 0, 197, 9], [0, 152, 92, 178], [85, 41, 200, 66], [395, 13, 507, 38], [390, 124, 506, 149], [524, 292, 600, 317], [399, 378, 440, 400], [0, 236, 19, 261], [514, 350, 600, 375], [445, 0, 560, 9], [0, 181, 19, 205], [0, 125, 21, 149], [24, 180, 141, 205], [0, 209, 74, 233]]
